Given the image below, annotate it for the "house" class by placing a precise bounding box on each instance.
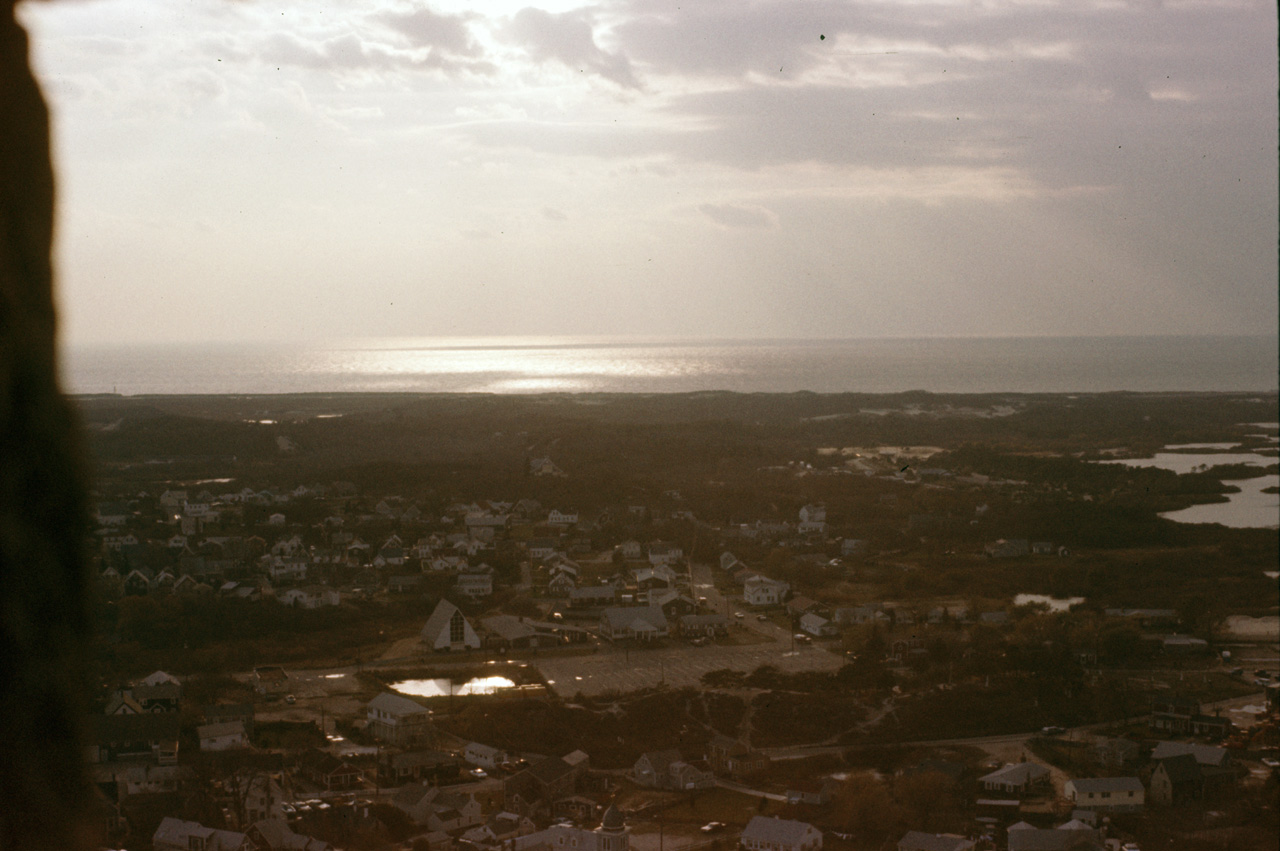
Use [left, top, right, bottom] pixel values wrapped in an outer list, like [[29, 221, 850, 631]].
[[504, 753, 584, 813], [456, 567, 494, 601], [393, 785, 483, 831], [785, 595, 821, 618], [706, 734, 769, 777], [617, 540, 643, 560], [153, 818, 254, 851], [979, 762, 1051, 795], [378, 749, 462, 786], [840, 538, 866, 556], [465, 741, 509, 770], [740, 816, 822, 851], [785, 778, 838, 806], [547, 571, 577, 597], [367, 692, 435, 746], [744, 575, 789, 607], [897, 833, 975, 851], [646, 541, 683, 565], [296, 749, 364, 791], [599, 606, 668, 641], [462, 812, 537, 845], [570, 584, 618, 608], [678, 613, 729, 638], [86, 713, 181, 765], [421, 599, 482, 652], [512, 806, 629, 851], [204, 703, 255, 737], [547, 510, 579, 526], [833, 605, 883, 626], [278, 586, 340, 609], [1006, 821, 1104, 851], [648, 589, 698, 620], [1149, 741, 1233, 770], [1149, 742, 1236, 793], [253, 665, 289, 696], [1063, 777, 1144, 811], [632, 750, 713, 790], [799, 613, 837, 638], [198, 720, 250, 752], [1092, 737, 1139, 769], [247, 819, 333, 851], [985, 539, 1029, 558], [632, 564, 677, 590], [1149, 754, 1202, 806], [228, 773, 289, 825]]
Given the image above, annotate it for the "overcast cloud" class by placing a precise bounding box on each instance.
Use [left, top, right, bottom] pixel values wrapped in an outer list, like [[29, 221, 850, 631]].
[[18, 0, 1277, 344]]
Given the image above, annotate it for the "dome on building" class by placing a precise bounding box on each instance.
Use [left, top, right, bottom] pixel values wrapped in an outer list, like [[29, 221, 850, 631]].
[[601, 805, 625, 831]]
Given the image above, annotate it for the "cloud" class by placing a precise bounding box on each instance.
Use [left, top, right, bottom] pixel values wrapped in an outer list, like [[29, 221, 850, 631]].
[[375, 4, 483, 57], [507, 7, 640, 89], [699, 203, 777, 228], [543, 206, 568, 221]]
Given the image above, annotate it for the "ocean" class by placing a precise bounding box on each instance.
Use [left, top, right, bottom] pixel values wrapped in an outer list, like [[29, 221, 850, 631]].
[[63, 335, 1279, 396]]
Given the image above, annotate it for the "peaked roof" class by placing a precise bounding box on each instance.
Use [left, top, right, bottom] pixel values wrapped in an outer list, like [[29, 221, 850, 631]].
[[1068, 776, 1143, 794], [981, 762, 1050, 784], [742, 816, 817, 845], [1151, 741, 1229, 766], [422, 598, 465, 638], [369, 691, 430, 718], [898, 832, 975, 851]]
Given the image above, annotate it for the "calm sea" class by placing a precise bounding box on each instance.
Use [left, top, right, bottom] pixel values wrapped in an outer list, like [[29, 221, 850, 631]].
[[63, 335, 1279, 396]]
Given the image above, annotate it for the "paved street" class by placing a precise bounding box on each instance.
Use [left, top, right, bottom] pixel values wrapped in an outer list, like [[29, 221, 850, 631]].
[[538, 562, 844, 697]]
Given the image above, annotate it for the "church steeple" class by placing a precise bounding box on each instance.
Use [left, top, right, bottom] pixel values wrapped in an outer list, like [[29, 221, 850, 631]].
[[597, 804, 628, 851]]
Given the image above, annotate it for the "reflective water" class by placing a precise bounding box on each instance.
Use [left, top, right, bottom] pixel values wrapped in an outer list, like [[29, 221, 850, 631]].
[[65, 335, 1279, 395], [391, 676, 515, 697], [1014, 594, 1085, 612], [1101, 447, 1279, 529]]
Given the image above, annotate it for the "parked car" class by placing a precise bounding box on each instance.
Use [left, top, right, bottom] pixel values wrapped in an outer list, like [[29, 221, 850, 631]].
[[284, 694, 296, 704], [469, 768, 488, 780], [756, 614, 769, 621], [1041, 726, 1066, 735]]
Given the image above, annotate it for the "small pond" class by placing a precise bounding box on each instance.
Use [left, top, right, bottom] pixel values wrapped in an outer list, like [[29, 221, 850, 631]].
[[1014, 594, 1085, 612], [391, 676, 516, 698]]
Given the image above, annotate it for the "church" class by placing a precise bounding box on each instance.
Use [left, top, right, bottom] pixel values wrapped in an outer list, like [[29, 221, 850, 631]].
[[509, 805, 630, 851]]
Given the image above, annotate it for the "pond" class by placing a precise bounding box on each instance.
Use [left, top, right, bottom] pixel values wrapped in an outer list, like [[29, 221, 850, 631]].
[[1014, 594, 1085, 612], [1099, 447, 1279, 529], [391, 676, 516, 698]]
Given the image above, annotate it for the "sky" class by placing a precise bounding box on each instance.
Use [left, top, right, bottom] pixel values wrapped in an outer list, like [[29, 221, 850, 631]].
[[19, 0, 1280, 345]]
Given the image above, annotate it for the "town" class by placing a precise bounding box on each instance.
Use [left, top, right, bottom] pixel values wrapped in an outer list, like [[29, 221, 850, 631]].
[[76, 391, 1279, 851]]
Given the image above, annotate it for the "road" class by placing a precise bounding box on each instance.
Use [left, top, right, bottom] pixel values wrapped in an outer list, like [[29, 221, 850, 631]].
[[537, 562, 844, 697]]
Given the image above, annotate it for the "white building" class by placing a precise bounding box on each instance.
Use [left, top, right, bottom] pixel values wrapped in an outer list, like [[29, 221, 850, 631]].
[[741, 817, 822, 851], [744, 576, 789, 607], [421, 599, 481, 652]]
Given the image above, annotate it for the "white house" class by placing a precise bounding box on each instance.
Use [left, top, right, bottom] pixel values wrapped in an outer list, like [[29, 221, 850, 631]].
[[799, 613, 838, 638], [647, 541, 683, 565], [421, 599, 481, 652], [464, 741, 508, 770], [367, 692, 434, 746], [1063, 777, 1144, 812], [740, 817, 822, 851], [979, 762, 1051, 795], [279, 586, 340, 609], [153, 817, 253, 851], [197, 721, 249, 752], [599, 606, 668, 641], [744, 576, 789, 607], [456, 568, 494, 601]]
